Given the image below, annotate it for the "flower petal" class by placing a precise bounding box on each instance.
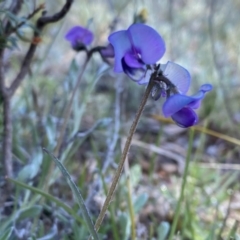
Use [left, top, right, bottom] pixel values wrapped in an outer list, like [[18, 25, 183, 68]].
[[138, 69, 152, 85], [128, 23, 165, 64], [162, 92, 204, 117], [108, 30, 132, 72], [65, 26, 94, 47], [200, 84, 213, 92], [100, 44, 115, 58], [124, 52, 145, 68], [162, 61, 191, 94], [121, 58, 146, 82], [172, 108, 198, 128]]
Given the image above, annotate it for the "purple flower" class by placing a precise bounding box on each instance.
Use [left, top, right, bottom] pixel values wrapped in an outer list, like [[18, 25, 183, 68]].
[[159, 62, 212, 127], [108, 24, 213, 128], [65, 26, 94, 51], [108, 23, 165, 82]]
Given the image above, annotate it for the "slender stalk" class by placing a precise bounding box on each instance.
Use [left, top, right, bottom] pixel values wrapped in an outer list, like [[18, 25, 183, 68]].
[[94, 78, 154, 232], [43, 148, 99, 240], [125, 157, 136, 240], [217, 190, 235, 239], [227, 220, 239, 240], [2, 95, 12, 179], [54, 47, 103, 157], [0, 49, 13, 182], [54, 56, 90, 156], [168, 128, 195, 239]]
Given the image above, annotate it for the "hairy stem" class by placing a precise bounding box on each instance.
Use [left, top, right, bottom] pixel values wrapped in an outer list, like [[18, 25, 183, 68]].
[[94, 78, 154, 232]]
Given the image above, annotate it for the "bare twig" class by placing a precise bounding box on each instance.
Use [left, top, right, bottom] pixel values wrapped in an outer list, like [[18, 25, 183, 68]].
[[9, 0, 73, 96], [1, 0, 73, 181], [0, 50, 6, 96], [0, 49, 13, 180]]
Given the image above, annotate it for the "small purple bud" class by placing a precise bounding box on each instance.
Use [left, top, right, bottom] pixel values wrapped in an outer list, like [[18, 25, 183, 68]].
[[65, 26, 94, 51]]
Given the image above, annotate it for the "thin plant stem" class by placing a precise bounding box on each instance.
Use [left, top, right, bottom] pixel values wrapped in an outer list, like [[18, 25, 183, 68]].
[[54, 47, 104, 158], [168, 128, 195, 240], [43, 148, 99, 240], [124, 156, 136, 240], [43, 55, 90, 191], [227, 220, 239, 240], [2, 95, 12, 179], [54, 56, 90, 156], [217, 189, 235, 239], [0, 49, 13, 182], [94, 78, 154, 232]]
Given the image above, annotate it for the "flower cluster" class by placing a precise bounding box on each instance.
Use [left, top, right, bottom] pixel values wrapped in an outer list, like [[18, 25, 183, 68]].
[[108, 23, 212, 128], [65, 24, 212, 128]]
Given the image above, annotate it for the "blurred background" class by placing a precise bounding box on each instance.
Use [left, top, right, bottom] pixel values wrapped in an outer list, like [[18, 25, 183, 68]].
[[1, 0, 240, 239]]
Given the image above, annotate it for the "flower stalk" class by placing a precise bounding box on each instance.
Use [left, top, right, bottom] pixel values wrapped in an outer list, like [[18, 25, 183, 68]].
[[94, 76, 155, 232]]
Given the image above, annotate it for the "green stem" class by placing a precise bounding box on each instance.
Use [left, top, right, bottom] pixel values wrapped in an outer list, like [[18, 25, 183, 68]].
[[125, 159, 136, 240], [168, 128, 195, 239], [43, 54, 90, 192], [94, 79, 154, 232], [43, 149, 99, 240], [54, 56, 90, 156]]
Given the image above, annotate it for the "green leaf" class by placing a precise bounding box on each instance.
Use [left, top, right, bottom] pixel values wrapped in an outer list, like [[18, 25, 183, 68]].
[[17, 205, 43, 222], [133, 193, 148, 214], [18, 153, 42, 182], [0, 227, 14, 240], [43, 149, 99, 240], [118, 212, 130, 240], [157, 222, 170, 240]]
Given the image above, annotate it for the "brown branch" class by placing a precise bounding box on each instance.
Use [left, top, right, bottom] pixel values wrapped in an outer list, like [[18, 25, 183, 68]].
[[1, 0, 74, 184], [0, 50, 7, 96], [0, 49, 13, 183], [9, 0, 74, 97]]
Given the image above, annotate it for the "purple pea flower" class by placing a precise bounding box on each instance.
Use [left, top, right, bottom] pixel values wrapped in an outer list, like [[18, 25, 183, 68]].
[[108, 24, 212, 128], [108, 23, 165, 82], [156, 61, 212, 127], [65, 26, 94, 51]]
